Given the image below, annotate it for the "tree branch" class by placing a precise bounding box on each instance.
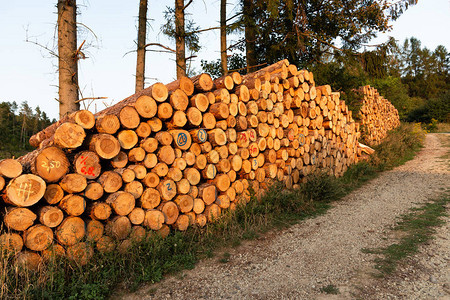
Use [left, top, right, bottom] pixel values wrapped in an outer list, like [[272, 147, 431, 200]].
[[144, 43, 176, 53], [183, 0, 194, 10]]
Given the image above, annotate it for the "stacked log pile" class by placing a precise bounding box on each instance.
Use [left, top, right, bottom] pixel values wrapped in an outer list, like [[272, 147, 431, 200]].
[[0, 60, 397, 268], [357, 85, 400, 145]]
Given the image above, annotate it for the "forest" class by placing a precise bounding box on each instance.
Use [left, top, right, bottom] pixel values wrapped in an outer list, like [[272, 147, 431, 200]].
[[0, 102, 54, 158]]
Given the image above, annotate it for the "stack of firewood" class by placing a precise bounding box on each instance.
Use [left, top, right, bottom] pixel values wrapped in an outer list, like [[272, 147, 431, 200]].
[[0, 60, 391, 268], [358, 85, 400, 145]]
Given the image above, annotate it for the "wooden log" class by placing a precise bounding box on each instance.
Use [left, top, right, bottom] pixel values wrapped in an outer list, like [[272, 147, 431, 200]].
[[66, 242, 94, 266], [88, 134, 121, 159], [210, 174, 230, 192], [190, 93, 210, 112], [208, 128, 227, 147], [143, 209, 165, 230], [106, 216, 131, 240], [214, 74, 234, 90], [115, 168, 136, 183], [215, 194, 230, 209], [177, 178, 191, 194], [106, 191, 135, 216], [43, 184, 64, 204], [170, 130, 192, 150], [96, 236, 116, 253], [0, 159, 23, 179], [193, 198, 205, 214], [124, 180, 144, 199], [96, 114, 121, 134], [23, 224, 53, 251], [136, 122, 152, 138], [169, 89, 189, 111], [160, 201, 179, 225], [111, 151, 128, 168], [0, 233, 23, 253], [152, 162, 169, 177], [3, 207, 36, 231], [184, 168, 201, 185], [117, 130, 138, 150], [191, 73, 214, 92], [204, 204, 221, 222], [53, 122, 86, 149], [56, 216, 85, 246], [157, 102, 173, 120], [88, 202, 112, 220], [128, 147, 146, 162], [186, 107, 203, 126], [59, 194, 86, 216], [84, 182, 104, 200], [86, 219, 104, 242], [23, 147, 68, 183], [29, 110, 95, 148], [202, 112, 217, 129], [134, 95, 158, 118], [174, 194, 194, 213], [4, 174, 46, 207], [129, 225, 146, 242], [167, 110, 187, 128], [74, 151, 101, 180], [157, 179, 177, 201], [147, 117, 163, 132], [128, 207, 145, 225], [98, 171, 123, 193], [59, 173, 87, 193], [174, 214, 190, 231], [165, 76, 195, 96], [119, 106, 140, 129], [15, 251, 42, 271], [157, 145, 175, 165]]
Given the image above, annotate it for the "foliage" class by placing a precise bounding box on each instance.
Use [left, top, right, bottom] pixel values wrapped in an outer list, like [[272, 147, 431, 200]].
[[0, 101, 54, 159], [235, 0, 415, 69], [369, 123, 425, 170], [200, 53, 247, 79]]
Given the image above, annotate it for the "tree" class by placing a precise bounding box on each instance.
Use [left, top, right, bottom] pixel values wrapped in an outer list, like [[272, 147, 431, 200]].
[[220, 0, 228, 75], [237, 0, 417, 71], [175, 0, 187, 78], [135, 0, 148, 92], [57, 0, 80, 119], [161, 1, 200, 78]]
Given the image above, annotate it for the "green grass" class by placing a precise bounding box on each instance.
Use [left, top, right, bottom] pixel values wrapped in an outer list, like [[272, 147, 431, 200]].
[[320, 284, 340, 294], [0, 123, 426, 299], [362, 192, 449, 276]]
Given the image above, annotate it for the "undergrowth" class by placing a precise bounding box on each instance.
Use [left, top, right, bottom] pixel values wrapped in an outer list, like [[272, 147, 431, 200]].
[[0, 123, 425, 299]]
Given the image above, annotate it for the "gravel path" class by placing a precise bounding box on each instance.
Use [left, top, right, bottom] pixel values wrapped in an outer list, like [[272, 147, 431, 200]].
[[117, 133, 450, 300]]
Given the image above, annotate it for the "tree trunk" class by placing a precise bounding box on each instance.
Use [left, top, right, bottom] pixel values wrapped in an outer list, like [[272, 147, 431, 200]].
[[243, 0, 257, 73], [175, 0, 186, 78], [135, 0, 148, 92], [57, 0, 79, 118], [220, 0, 228, 75]]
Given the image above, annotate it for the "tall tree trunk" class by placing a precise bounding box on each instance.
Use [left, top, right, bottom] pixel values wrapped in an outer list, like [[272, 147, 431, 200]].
[[243, 0, 257, 73], [57, 0, 79, 119], [175, 0, 186, 78], [135, 0, 148, 93], [220, 0, 228, 75]]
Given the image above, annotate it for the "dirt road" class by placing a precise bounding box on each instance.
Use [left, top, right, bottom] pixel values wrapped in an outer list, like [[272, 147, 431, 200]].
[[118, 133, 450, 299]]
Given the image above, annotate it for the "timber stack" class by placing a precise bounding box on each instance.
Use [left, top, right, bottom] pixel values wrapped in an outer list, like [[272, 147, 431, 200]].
[[357, 85, 400, 145], [0, 60, 397, 269]]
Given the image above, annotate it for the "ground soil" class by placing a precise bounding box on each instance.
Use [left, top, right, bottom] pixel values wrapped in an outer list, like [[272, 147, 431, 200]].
[[116, 133, 450, 300]]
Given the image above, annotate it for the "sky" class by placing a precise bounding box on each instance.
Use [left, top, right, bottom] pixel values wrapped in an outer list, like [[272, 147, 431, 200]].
[[0, 0, 449, 120]]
